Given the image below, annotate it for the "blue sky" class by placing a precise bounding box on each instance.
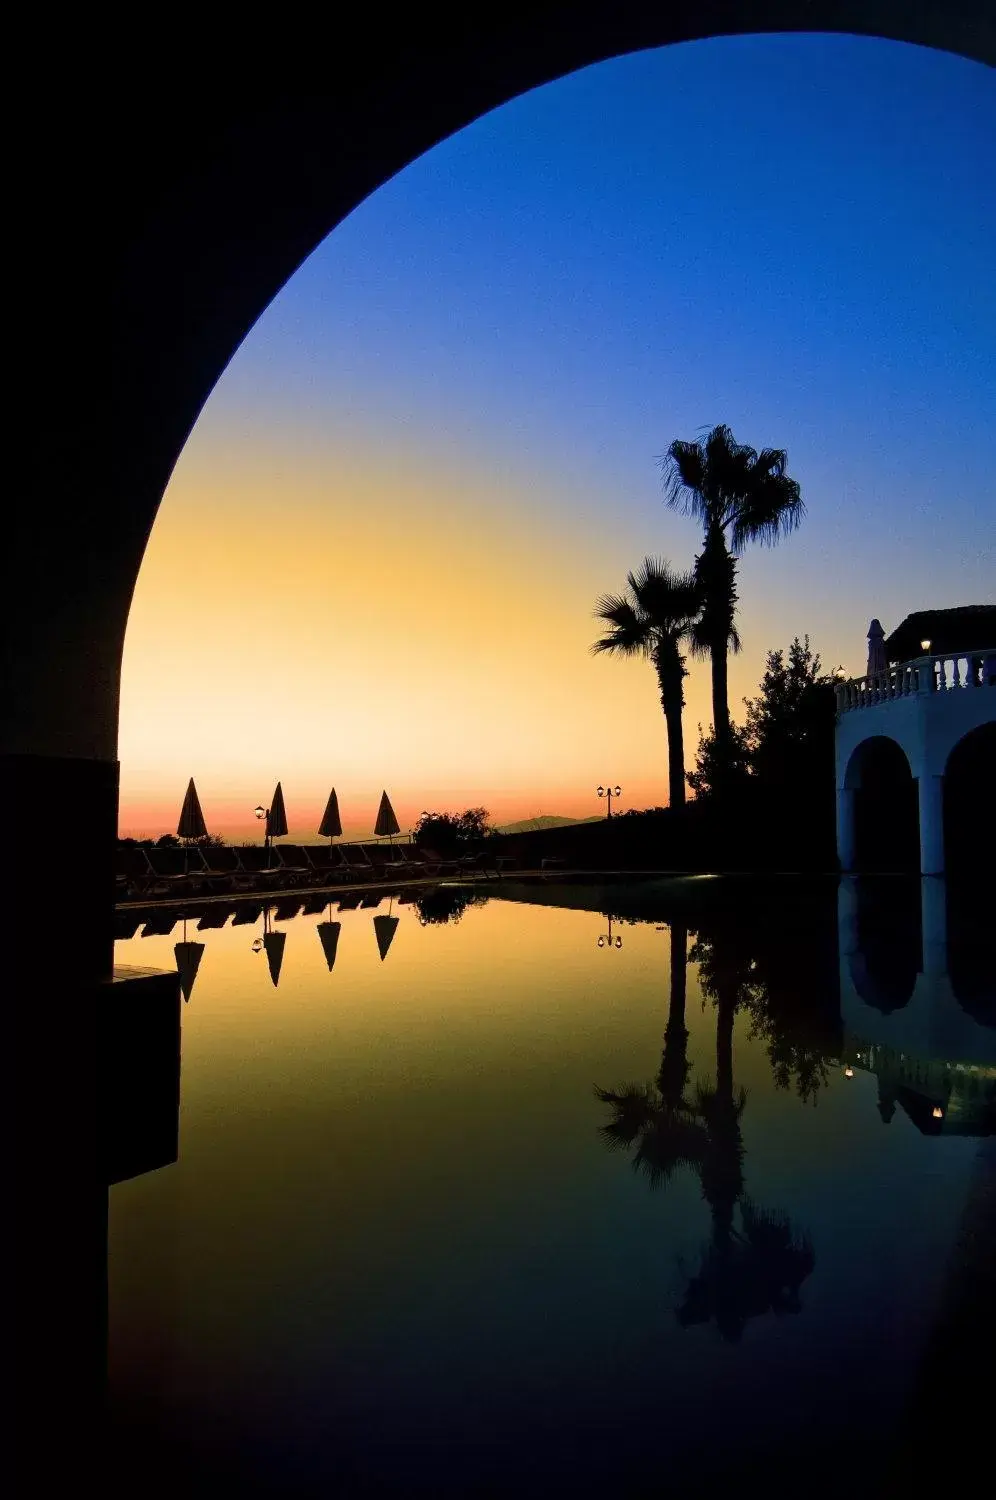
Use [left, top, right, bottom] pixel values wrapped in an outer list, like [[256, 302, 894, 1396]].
[[122, 33, 995, 833]]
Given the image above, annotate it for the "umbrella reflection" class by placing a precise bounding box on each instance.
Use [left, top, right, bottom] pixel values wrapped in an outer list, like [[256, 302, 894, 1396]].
[[317, 916, 342, 972], [373, 898, 400, 962], [174, 915, 205, 1001], [263, 930, 286, 987], [250, 905, 287, 987]]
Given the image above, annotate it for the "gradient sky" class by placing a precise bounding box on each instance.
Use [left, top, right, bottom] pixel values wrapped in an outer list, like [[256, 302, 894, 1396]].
[[119, 33, 995, 841]]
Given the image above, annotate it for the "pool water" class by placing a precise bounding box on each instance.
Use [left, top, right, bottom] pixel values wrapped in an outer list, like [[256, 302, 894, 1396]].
[[107, 877, 994, 1496]]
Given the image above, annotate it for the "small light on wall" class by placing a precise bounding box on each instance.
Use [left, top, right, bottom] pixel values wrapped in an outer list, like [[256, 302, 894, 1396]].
[[920, 639, 932, 652], [844, 1066, 854, 1079], [932, 1106, 944, 1119]]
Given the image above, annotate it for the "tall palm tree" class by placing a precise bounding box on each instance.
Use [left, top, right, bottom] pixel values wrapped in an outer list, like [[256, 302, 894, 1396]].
[[592, 557, 700, 810], [661, 424, 804, 747]]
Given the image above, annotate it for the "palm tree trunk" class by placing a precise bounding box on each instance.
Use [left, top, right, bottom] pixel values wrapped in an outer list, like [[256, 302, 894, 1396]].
[[655, 643, 688, 811], [659, 923, 688, 1106], [696, 523, 735, 747], [663, 700, 686, 810], [711, 644, 730, 747]]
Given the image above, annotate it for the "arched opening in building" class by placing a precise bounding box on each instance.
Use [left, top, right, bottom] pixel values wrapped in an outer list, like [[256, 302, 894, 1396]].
[[844, 737, 919, 873], [944, 722, 996, 880], [846, 876, 921, 1013]]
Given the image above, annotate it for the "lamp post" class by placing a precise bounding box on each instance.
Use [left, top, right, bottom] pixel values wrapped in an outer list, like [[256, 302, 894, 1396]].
[[597, 784, 621, 819], [254, 803, 270, 850]]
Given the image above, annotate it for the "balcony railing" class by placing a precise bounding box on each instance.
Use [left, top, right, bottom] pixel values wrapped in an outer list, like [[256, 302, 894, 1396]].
[[835, 647, 996, 714]]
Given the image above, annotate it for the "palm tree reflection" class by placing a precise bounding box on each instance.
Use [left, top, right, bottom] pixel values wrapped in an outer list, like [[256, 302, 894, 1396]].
[[597, 923, 815, 1340]]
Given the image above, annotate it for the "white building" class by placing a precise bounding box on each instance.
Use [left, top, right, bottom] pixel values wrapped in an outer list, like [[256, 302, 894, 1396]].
[[834, 608, 995, 875]]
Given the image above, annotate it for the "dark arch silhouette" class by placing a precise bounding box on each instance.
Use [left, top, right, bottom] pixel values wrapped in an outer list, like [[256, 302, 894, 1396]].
[[13, 10, 996, 815], [944, 722, 996, 878], [11, 17, 995, 1477], [844, 736, 919, 873]]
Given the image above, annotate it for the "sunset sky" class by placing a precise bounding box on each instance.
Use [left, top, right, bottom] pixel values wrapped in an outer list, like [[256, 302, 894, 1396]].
[[119, 33, 995, 842]]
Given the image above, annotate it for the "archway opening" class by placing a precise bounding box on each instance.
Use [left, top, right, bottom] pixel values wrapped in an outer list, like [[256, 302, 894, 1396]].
[[944, 722, 996, 880], [846, 737, 919, 873]]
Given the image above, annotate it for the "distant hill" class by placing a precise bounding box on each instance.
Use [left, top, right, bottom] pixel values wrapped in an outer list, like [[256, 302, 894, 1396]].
[[497, 815, 602, 834]]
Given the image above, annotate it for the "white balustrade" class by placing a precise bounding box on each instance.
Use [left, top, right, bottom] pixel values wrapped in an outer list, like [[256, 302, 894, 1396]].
[[835, 647, 996, 713]]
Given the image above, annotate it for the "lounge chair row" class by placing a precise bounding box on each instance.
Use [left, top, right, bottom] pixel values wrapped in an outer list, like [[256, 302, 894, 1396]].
[[116, 841, 510, 901]]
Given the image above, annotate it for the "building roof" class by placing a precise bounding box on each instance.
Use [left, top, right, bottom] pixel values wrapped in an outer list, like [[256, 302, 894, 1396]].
[[884, 606, 996, 663]]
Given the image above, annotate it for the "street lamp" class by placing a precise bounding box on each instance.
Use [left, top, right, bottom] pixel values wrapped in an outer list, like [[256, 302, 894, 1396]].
[[254, 803, 270, 849], [597, 784, 622, 819], [920, 638, 931, 653]]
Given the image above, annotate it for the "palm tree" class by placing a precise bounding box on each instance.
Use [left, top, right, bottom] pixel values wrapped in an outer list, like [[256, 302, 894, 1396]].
[[661, 424, 804, 747], [592, 557, 700, 810]]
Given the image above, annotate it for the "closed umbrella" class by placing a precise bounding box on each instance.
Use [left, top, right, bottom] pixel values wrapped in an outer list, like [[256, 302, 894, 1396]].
[[374, 790, 400, 841], [177, 777, 207, 875], [177, 778, 208, 841], [319, 788, 342, 843], [268, 782, 289, 842], [866, 619, 887, 677]]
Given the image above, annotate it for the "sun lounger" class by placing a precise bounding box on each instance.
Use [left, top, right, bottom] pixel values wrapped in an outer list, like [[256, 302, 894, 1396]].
[[237, 846, 288, 888], [300, 892, 331, 915], [193, 846, 256, 891], [300, 846, 347, 887], [323, 844, 372, 882], [114, 910, 144, 939], [418, 847, 462, 877], [116, 845, 160, 899], [272, 898, 303, 920], [145, 846, 204, 893], [337, 893, 362, 911], [273, 844, 313, 884], [340, 843, 377, 879]]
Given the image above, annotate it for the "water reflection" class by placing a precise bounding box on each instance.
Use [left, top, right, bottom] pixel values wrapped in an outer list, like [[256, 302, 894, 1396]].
[[598, 918, 817, 1340], [413, 885, 489, 925], [839, 877, 995, 1136], [106, 874, 993, 1492]]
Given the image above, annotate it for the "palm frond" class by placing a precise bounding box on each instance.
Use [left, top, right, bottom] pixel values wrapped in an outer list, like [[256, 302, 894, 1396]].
[[628, 556, 701, 631], [591, 595, 651, 657], [729, 448, 805, 551]]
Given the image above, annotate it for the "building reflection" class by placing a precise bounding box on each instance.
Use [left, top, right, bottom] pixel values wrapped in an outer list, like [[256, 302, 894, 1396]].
[[838, 877, 995, 1135]]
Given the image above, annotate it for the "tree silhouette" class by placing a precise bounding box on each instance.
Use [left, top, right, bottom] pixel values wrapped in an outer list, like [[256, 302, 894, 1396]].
[[597, 921, 815, 1340], [661, 425, 804, 752], [592, 557, 701, 810]]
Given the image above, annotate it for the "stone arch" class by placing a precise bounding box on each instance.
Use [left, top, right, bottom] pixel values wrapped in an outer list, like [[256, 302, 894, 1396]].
[[943, 722, 996, 876], [843, 737, 919, 873], [11, 9, 996, 976]]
